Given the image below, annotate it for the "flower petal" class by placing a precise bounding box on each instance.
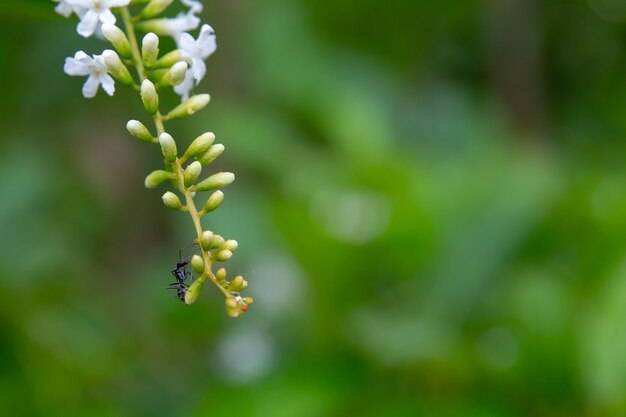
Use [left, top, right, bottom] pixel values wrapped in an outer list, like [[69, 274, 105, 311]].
[[191, 58, 206, 82], [99, 9, 117, 26], [99, 74, 116, 96], [76, 9, 99, 37], [82, 75, 101, 98]]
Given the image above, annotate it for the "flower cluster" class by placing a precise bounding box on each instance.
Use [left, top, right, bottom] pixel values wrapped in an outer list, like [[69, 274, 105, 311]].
[[56, 0, 252, 317]]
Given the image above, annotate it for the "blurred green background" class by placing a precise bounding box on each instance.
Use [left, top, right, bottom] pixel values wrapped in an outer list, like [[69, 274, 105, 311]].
[[1, 0, 626, 416]]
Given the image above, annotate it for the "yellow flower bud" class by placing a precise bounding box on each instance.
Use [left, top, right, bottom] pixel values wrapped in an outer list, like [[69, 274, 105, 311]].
[[215, 249, 232, 262], [138, 0, 174, 19], [184, 278, 204, 305], [145, 170, 175, 188], [202, 190, 224, 213], [200, 230, 214, 251]]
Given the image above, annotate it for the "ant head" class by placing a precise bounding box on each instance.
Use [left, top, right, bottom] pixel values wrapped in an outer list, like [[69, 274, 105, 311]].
[[176, 259, 188, 268]]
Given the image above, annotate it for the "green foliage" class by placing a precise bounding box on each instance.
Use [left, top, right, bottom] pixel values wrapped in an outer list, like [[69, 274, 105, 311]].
[[1, 0, 626, 416]]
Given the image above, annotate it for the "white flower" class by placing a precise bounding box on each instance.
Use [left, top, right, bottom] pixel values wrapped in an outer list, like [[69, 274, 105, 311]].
[[180, 0, 203, 14], [53, 0, 85, 17], [66, 0, 131, 38], [64, 51, 115, 98], [160, 11, 201, 39], [173, 24, 216, 100]]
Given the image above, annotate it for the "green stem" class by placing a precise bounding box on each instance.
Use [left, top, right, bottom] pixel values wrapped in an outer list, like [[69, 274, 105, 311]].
[[121, 7, 228, 298]]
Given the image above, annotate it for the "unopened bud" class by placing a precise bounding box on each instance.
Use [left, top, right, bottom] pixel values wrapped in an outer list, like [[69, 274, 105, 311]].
[[161, 191, 183, 209], [165, 94, 210, 120], [126, 120, 154, 142], [161, 61, 188, 87], [101, 24, 132, 58], [193, 172, 235, 192], [191, 254, 205, 274], [210, 234, 225, 249], [229, 275, 247, 291], [216, 267, 227, 282], [222, 239, 238, 252], [184, 161, 202, 187], [138, 0, 174, 19], [200, 230, 214, 251], [197, 144, 225, 165], [203, 190, 224, 213], [140, 79, 159, 115], [102, 49, 134, 86], [215, 249, 232, 262], [159, 132, 177, 162], [243, 297, 254, 306], [156, 49, 186, 68], [142, 33, 159, 68], [185, 132, 215, 159], [145, 170, 174, 188], [184, 278, 204, 305]]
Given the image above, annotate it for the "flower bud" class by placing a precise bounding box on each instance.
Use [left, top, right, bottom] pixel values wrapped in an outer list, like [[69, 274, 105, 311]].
[[222, 239, 238, 252], [101, 24, 132, 58], [126, 120, 154, 142], [102, 50, 134, 86], [211, 234, 225, 249], [184, 161, 202, 187], [184, 278, 204, 305], [200, 230, 214, 251], [185, 132, 215, 159], [145, 170, 174, 188], [202, 190, 224, 213], [142, 33, 159, 68], [138, 0, 174, 19], [165, 94, 210, 120], [140, 79, 159, 115], [216, 267, 227, 282], [197, 144, 225, 165], [193, 172, 235, 192], [191, 254, 205, 274], [159, 132, 177, 162], [161, 61, 188, 87], [226, 296, 239, 310], [215, 250, 231, 264], [161, 191, 183, 210], [228, 275, 247, 291], [243, 297, 254, 306], [156, 49, 186, 68]]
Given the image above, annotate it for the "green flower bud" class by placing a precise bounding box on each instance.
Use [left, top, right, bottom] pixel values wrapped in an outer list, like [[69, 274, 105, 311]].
[[159, 132, 177, 162], [142, 33, 159, 68], [228, 275, 247, 291], [155, 50, 186, 68], [162, 61, 188, 87], [145, 170, 174, 188], [193, 172, 235, 192], [215, 249, 232, 262], [184, 132, 215, 159], [161, 191, 183, 210], [184, 278, 204, 305], [138, 0, 174, 19], [164, 94, 210, 121], [243, 297, 254, 306], [210, 234, 225, 249], [184, 161, 202, 187], [102, 50, 134, 86], [101, 24, 132, 58], [216, 267, 227, 282], [140, 79, 159, 115], [222, 239, 238, 252], [197, 144, 225, 165], [191, 254, 205, 274], [202, 190, 224, 213], [200, 230, 214, 251], [126, 120, 155, 142]]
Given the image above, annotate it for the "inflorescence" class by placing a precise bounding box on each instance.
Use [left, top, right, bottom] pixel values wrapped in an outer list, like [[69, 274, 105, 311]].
[[55, 0, 252, 317]]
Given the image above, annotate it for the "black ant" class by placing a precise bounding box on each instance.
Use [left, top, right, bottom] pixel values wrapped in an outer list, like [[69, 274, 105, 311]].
[[167, 249, 193, 302]]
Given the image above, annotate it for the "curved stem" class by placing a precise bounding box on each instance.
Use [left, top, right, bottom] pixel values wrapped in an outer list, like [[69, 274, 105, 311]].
[[121, 7, 228, 298]]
